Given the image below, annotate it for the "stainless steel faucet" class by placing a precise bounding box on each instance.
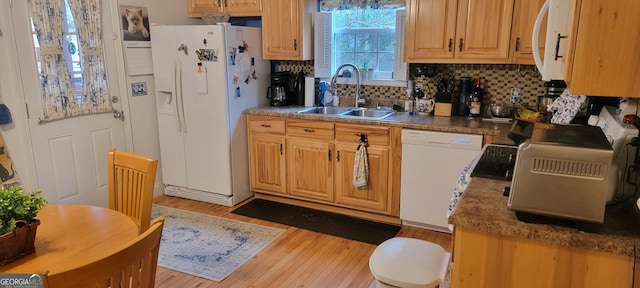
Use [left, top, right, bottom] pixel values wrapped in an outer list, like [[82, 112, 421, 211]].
[[330, 63, 365, 107]]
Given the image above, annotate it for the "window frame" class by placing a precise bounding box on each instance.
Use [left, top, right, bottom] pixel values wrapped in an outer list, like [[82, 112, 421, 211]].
[[314, 9, 407, 87]]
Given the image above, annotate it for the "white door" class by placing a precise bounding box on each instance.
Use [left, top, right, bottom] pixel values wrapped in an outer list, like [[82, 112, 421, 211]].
[[9, 1, 128, 206]]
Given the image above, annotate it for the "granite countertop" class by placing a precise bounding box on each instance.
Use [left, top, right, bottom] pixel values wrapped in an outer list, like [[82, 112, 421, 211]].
[[245, 106, 512, 137], [448, 176, 638, 257]]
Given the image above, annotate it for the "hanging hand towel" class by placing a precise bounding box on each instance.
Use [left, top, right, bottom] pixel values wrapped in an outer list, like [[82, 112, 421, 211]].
[[352, 143, 369, 188]]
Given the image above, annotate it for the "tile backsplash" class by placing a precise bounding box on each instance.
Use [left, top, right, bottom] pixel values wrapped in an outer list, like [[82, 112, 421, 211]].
[[276, 61, 546, 109]]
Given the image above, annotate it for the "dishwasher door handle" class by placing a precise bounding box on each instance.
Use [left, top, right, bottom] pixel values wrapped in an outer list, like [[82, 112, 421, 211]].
[[427, 141, 453, 148]]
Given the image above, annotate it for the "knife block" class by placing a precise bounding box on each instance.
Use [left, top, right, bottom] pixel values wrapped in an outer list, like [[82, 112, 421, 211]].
[[434, 103, 452, 116], [434, 92, 454, 116]]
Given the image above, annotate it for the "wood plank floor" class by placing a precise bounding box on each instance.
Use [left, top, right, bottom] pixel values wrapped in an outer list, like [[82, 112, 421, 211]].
[[153, 195, 452, 288]]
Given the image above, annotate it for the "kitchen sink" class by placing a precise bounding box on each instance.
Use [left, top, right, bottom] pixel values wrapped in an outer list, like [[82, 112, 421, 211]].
[[341, 108, 396, 119], [297, 106, 354, 115], [296, 107, 396, 120]]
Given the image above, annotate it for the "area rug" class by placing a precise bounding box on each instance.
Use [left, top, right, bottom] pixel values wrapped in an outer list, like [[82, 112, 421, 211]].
[[151, 204, 285, 282], [231, 199, 401, 245]]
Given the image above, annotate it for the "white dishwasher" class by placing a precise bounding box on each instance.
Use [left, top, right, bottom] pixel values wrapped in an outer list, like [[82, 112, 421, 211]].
[[400, 129, 483, 232]]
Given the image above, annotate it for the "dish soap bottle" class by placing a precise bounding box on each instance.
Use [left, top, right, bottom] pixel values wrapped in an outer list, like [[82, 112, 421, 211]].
[[470, 77, 484, 117]]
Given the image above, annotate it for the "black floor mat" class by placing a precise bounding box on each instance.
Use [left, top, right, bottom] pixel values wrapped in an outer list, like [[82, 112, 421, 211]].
[[231, 199, 400, 245]]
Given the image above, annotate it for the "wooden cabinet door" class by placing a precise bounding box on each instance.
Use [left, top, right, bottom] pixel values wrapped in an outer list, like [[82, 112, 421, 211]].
[[226, 0, 262, 16], [451, 227, 634, 288], [511, 0, 546, 64], [404, 0, 457, 62], [568, 0, 640, 97], [287, 138, 334, 202], [334, 143, 390, 212], [249, 134, 286, 195], [262, 0, 301, 59], [405, 0, 514, 63], [455, 0, 515, 61], [187, 0, 223, 17]]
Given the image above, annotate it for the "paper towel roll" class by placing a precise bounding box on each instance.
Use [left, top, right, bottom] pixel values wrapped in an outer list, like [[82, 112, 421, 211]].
[[304, 77, 315, 107]]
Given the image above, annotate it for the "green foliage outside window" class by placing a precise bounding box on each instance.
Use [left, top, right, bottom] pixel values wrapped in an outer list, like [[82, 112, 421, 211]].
[[332, 8, 399, 78]]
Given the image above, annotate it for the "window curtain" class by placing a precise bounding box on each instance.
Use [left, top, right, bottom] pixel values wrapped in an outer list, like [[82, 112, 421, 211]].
[[67, 0, 112, 116], [27, 0, 78, 122], [319, 0, 405, 11], [26, 0, 112, 123]]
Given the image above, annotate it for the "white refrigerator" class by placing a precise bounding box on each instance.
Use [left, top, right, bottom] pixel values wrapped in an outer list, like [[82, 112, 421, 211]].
[[150, 24, 268, 206]]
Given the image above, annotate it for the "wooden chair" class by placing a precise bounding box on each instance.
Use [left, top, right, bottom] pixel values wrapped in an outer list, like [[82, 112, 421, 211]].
[[43, 216, 165, 288], [108, 148, 158, 233]]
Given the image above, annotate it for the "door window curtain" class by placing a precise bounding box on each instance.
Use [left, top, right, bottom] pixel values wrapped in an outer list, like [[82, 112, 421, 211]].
[[320, 0, 405, 11], [27, 0, 112, 123], [67, 0, 111, 116], [27, 0, 77, 122]]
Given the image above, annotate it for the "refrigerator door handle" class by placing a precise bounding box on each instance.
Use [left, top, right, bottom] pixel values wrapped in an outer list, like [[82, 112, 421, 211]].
[[174, 59, 185, 133]]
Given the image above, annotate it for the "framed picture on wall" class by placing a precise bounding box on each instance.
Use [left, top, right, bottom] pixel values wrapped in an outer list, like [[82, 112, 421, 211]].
[[120, 5, 151, 41]]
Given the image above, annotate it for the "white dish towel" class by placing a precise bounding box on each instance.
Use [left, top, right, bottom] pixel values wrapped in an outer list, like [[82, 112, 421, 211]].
[[352, 143, 369, 188]]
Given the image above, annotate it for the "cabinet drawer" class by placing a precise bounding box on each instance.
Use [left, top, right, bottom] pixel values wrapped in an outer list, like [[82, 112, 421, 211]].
[[249, 115, 285, 134], [335, 124, 389, 146], [287, 120, 334, 141]]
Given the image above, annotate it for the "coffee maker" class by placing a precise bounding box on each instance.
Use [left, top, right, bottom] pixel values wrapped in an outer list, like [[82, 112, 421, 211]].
[[267, 71, 305, 106], [267, 71, 292, 106]]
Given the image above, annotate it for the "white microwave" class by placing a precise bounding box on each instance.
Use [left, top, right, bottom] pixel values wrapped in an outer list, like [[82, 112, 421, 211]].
[[532, 0, 572, 81]]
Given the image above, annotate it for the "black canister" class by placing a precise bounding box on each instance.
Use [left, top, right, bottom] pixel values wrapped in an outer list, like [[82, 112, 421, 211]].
[[458, 77, 472, 116]]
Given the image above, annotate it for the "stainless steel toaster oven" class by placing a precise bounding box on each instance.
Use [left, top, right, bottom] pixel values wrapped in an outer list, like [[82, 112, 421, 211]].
[[507, 123, 613, 223]]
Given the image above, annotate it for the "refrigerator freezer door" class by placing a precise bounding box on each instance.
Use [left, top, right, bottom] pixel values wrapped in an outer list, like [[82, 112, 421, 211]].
[[150, 25, 188, 187]]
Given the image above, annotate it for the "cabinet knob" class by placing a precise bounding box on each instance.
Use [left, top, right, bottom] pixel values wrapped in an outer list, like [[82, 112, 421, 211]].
[[459, 38, 463, 52], [448, 38, 453, 52], [515, 37, 521, 52]]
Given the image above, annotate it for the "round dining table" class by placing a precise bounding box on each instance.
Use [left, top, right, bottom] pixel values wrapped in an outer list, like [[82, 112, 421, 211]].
[[0, 204, 139, 274]]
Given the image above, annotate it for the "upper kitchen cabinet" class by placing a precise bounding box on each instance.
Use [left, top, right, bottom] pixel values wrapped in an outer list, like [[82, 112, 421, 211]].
[[405, 0, 515, 63], [564, 0, 640, 97], [187, 0, 262, 17], [261, 0, 314, 60], [510, 0, 546, 65]]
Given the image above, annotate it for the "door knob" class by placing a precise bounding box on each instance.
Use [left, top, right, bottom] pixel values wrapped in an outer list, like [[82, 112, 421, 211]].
[[113, 109, 125, 121]]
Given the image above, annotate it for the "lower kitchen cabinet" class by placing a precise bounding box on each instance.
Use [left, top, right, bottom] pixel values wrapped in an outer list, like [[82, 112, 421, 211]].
[[248, 115, 287, 195], [334, 143, 389, 212], [247, 115, 400, 221], [287, 138, 334, 202], [249, 134, 286, 194], [286, 119, 335, 202], [450, 226, 634, 288], [334, 124, 392, 213]]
